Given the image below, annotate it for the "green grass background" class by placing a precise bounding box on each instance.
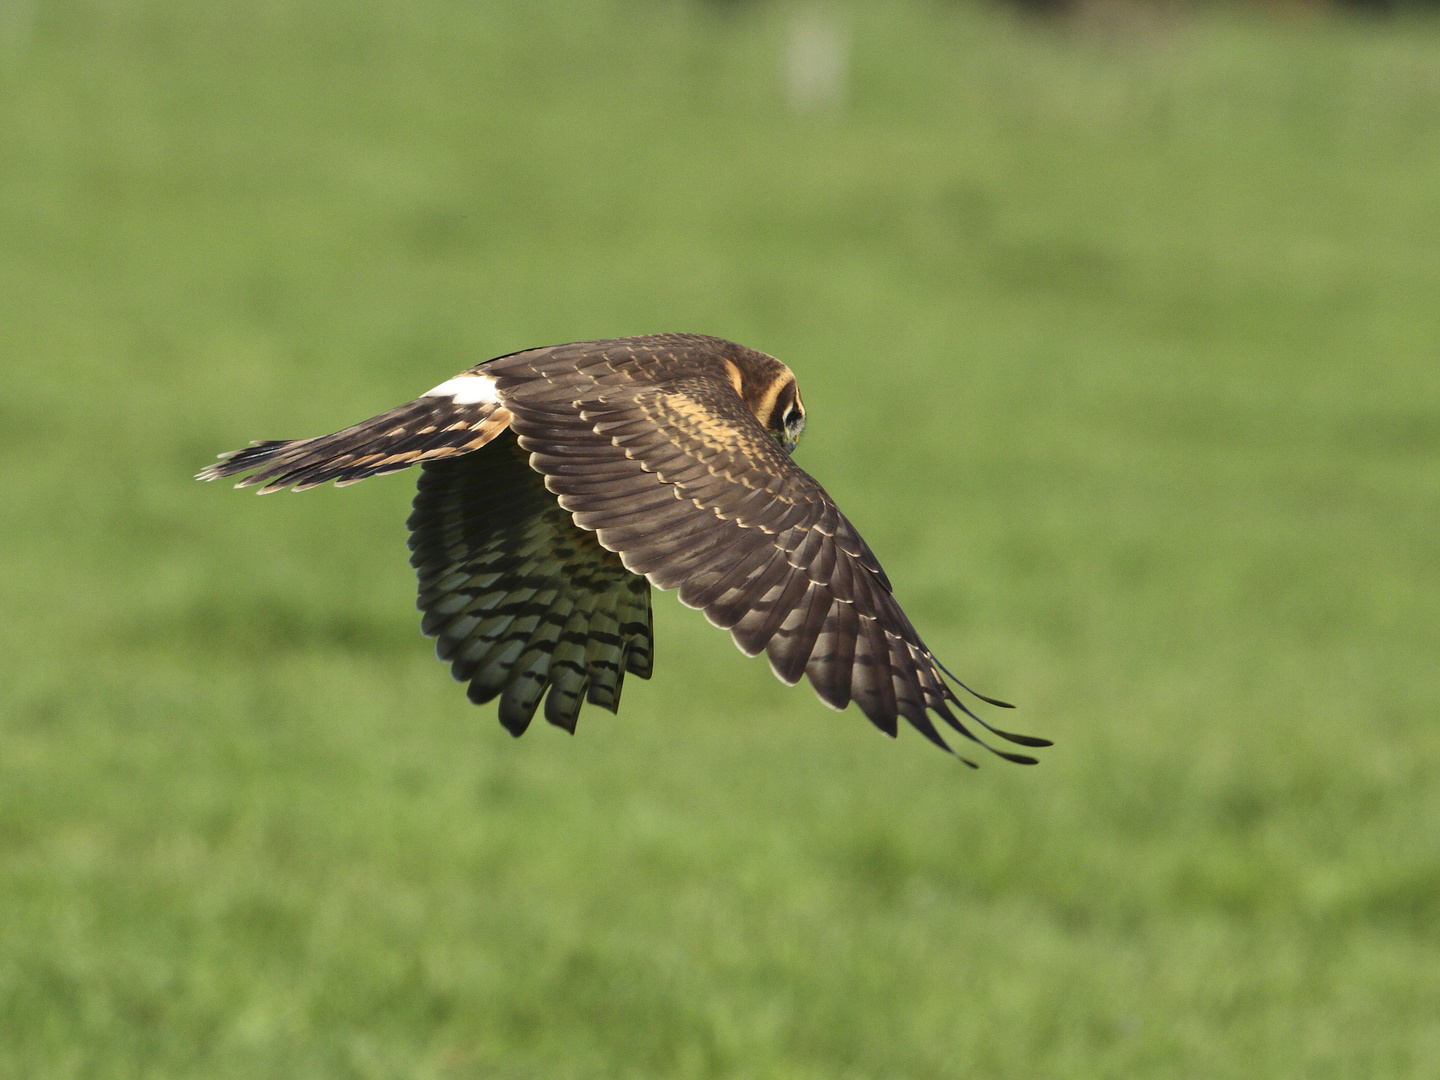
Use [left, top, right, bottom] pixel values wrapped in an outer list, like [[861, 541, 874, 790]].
[[2, 0, 1438, 1075]]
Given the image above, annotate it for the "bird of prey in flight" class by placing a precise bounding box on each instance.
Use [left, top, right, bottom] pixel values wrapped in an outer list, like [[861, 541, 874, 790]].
[[199, 334, 1048, 765]]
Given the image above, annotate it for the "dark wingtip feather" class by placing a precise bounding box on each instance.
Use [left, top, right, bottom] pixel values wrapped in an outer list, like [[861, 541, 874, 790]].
[[968, 690, 1016, 709], [930, 693, 1047, 766], [933, 656, 1015, 708], [905, 709, 955, 756], [499, 713, 532, 737], [950, 698, 1053, 748], [544, 691, 581, 734], [997, 732, 1053, 748], [995, 751, 1039, 765], [929, 666, 1052, 756]]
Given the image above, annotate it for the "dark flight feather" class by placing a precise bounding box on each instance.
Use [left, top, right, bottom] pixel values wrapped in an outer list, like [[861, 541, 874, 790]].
[[407, 439, 653, 734]]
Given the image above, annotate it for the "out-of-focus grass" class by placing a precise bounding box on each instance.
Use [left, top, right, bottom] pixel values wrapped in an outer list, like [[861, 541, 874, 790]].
[[2, 1, 1438, 1076]]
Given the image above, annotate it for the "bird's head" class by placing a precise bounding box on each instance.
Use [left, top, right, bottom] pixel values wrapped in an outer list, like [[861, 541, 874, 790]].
[[769, 377, 806, 455], [727, 349, 807, 455]]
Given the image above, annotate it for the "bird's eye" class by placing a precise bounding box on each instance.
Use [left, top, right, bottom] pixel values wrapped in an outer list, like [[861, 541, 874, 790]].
[[783, 405, 803, 430]]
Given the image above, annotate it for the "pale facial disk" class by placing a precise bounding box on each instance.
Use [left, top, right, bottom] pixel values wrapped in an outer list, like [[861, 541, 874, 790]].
[[424, 374, 500, 405]]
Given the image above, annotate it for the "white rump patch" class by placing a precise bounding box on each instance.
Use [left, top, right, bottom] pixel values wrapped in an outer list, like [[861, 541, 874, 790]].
[[423, 374, 499, 405]]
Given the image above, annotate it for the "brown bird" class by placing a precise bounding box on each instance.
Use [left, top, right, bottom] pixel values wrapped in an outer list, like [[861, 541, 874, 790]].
[[198, 334, 1048, 765]]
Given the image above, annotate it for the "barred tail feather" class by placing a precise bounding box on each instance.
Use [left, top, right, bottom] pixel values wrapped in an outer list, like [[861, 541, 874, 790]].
[[197, 395, 513, 493]]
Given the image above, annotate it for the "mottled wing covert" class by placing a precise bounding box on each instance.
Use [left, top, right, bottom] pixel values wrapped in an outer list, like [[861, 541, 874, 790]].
[[485, 338, 1045, 762]]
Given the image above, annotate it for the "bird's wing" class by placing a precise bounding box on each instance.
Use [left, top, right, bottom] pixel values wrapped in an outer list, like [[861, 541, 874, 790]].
[[408, 437, 652, 736], [196, 355, 651, 737], [488, 340, 1047, 762]]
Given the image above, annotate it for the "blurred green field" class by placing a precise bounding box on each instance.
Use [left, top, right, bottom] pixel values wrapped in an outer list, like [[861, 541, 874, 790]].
[[2, 0, 1439, 1076]]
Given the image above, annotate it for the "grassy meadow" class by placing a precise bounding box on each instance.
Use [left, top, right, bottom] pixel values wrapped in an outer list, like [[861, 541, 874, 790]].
[[2, 0, 1439, 1075]]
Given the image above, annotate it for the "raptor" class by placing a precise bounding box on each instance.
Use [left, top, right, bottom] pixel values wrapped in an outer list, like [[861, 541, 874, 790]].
[[199, 334, 1048, 765]]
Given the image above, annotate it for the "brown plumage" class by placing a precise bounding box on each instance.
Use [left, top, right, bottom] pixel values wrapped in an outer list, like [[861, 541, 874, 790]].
[[198, 334, 1048, 764]]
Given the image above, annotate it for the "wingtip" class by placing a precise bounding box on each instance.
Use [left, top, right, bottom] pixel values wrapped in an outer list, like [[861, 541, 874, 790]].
[[995, 751, 1039, 765], [934, 680, 1051, 757], [972, 692, 1016, 710], [1002, 733, 1053, 748], [932, 656, 1016, 709], [930, 697, 1048, 766]]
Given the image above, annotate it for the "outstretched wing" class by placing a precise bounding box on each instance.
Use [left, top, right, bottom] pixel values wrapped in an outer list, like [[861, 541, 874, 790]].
[[485, 338, 1048, 763], [408, 438, 653, 736]]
